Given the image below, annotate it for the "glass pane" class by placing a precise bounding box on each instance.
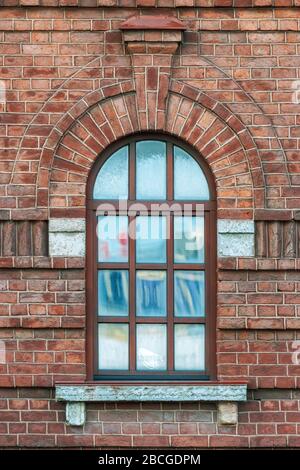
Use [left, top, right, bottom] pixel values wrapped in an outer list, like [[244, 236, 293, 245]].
[[136, 324, 167, 370], [93, 146, 128, 199], [136, 216, 166, 263], [174, 146, 209, 200], [98, 270, 129, 316], [174, 216, 204, 264], [97, 216, 128, 263], [174, 271, 205, 317], [98, 323, 129, 370], [136, 271, 167, 317], [136, 141, 166, 200], [174, 324, 205, 371]]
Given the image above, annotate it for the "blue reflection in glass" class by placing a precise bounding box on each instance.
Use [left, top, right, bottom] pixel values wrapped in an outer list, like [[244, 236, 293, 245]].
[[98, 270, 129, 316], [136, 216, 166, 263], [174, 271, 205, 317], [136, 271, 167, 317]]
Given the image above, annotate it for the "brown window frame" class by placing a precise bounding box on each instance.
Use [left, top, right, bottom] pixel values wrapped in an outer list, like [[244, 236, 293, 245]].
[[86, 133, 217, 382]]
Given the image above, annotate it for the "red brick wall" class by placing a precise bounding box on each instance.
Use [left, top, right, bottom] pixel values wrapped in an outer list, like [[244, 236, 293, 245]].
[[1, 2, 300, 448]]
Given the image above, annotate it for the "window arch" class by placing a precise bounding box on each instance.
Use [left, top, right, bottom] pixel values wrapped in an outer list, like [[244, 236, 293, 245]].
[[87, 134, 216, 381]]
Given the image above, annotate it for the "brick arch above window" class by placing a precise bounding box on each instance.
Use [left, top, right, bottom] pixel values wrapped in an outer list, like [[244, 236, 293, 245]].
[[37, 85, 267, 220]]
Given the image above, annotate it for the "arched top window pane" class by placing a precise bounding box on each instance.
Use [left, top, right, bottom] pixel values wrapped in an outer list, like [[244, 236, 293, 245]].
[[136, 140, 166, 200], [93, 146, 128, 200], [174, 146, 210, 200]]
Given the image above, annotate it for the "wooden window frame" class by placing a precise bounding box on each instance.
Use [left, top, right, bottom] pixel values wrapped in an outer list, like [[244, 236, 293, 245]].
[[86, 133, 217, 383]]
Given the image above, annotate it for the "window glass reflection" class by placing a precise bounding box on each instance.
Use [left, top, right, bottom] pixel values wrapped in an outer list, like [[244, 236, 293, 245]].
[[174, 216, 204, 263], [98, 216, 128, 263], [136, 324, 167, 370], [174, 271, 205, 317], [136, 216, 166, 263], [136, 141, 166, 200], [98, 323, 129, 370], [174, 146, 209, 200], [93, 146, 128, 200], [174, 324, 205, 371], [136, 271, 167, 317], [98, 270, 129, 316]]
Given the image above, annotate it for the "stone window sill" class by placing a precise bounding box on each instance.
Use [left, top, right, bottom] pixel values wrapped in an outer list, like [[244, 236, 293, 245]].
[[55, 383, 247, 426]]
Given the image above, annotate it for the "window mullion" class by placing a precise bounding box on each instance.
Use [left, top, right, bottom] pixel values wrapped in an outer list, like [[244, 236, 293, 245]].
[[167, 213, 174, 371], [167, 141, 173, 201], [129, 214, 136, 372], [204, 209, 210, 375], [129, 141, 135, 201]]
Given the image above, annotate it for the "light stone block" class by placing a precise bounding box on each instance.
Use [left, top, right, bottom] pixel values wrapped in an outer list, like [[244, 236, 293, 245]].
[[218, 219, 255, 257], [48, 218, 86, 257], [217, 402, 238, 425], [49, 218, 85, 233], [218, 233, 254, 257], [49, 232, 85, 257], [66, 402, 86, 426], [218, 220, 254, 234], [56, 384, 247, 403]]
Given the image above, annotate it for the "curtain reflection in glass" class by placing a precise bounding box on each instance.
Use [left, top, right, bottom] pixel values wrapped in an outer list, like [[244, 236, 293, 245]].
[[136, 141, 166, 200], [98, 323, 129, 370], [136, 216, 166, 263], [136, 271, 166, 317], [174, 271, 205, 317], [93, 146, 128, 200], [98, 216, 128, 262], [174, 216, 204, 263], [174, 146, 209, 200], [98, 270, 128, 316], [136, 324, 167, 370], [174, 324, 205, 370]]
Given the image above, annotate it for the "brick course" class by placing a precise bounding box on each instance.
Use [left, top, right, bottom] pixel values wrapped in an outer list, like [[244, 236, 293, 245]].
[[1, 1, 300, 448]]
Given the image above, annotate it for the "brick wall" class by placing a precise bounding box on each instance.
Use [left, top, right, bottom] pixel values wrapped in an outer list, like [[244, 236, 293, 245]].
[[1, 1, 300, 448]]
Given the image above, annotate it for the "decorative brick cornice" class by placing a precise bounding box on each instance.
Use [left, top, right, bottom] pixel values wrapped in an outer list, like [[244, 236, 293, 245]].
[[120, 15, 186, 31]]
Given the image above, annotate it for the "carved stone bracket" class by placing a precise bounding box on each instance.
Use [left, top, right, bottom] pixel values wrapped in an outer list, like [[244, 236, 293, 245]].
[[120, 15, 186, 130]]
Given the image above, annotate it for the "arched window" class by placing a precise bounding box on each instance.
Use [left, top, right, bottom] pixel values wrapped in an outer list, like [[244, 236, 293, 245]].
[[87, 134, 216, 381]]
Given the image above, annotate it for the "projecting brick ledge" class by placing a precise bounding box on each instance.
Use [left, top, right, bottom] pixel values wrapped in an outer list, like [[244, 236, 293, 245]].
[[120, 15, 186, 31], [0, 256, 299, 271], [0, 1, 296, 7]]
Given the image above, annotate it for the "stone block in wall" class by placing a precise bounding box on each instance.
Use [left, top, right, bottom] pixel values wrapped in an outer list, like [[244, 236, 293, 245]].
[[218, 220, 255, 257], [49, 219, 85, 257]]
